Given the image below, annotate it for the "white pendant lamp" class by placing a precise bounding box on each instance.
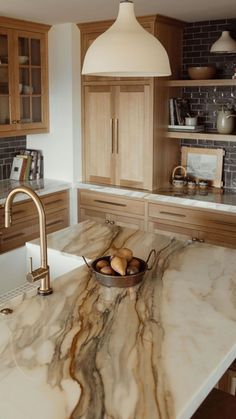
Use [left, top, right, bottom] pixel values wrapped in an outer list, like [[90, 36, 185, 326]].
[[82, 0, 171, 77], [210, 31, 236, 54]]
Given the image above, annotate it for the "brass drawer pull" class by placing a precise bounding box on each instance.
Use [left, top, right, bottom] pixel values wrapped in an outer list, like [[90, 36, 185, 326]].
[[46, 219, 63, 227], [44, 199, 64, 206], [94, 199, 127, 207], [212, 220, 236, 227], [3, 232, 25, 242], [110, 118, 114, 154], [159, 211, 186, 218]]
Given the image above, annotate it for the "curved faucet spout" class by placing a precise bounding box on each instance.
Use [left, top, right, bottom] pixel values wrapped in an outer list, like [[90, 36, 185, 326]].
[[4, 186, 53, 296]]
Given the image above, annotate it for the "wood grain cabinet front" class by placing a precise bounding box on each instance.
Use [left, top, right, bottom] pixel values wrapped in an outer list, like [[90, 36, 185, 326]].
[[78, 189, 235, 248], [0, 190, 69, 253], [83, 83, 153, 190], [148, 202, 236, 248], [79, 15, 184, 191], [78, 190, 145, 230], [0, 17, 50, 137]]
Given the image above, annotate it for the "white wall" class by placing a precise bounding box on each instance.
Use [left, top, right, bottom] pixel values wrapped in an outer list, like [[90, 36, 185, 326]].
[[27, 23, 82, 223]]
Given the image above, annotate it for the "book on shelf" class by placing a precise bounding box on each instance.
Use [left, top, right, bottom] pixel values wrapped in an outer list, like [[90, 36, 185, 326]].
[[169, 98, 177, 125], [18, 155, 28, 181], [20, 149, 38, 180], [168, 124, 205, 132], [169, 97, 191, 126], [10, 156, 25, 180], [11, 149, 44, 181]]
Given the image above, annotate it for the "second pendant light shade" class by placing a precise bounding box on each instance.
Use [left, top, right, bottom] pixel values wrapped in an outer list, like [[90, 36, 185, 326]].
[[210, 30, 236, 54], [82, 1, 171, 77]]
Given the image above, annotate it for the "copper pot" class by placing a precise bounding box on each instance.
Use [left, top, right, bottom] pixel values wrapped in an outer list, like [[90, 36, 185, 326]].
[[83, 249, 156, 288]]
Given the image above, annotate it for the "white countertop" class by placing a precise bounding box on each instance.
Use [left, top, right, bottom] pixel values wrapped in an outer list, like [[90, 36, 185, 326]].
[[0, 178, 71, 205], [77, 182, 236, 214], [0, 220, 236, 419]]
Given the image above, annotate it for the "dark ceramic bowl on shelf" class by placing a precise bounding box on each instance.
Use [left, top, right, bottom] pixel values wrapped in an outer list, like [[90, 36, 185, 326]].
[[188, 66, 216, 80]]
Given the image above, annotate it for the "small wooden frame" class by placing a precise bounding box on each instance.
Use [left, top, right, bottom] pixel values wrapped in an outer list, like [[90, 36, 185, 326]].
[[181, 146, 225, 188]]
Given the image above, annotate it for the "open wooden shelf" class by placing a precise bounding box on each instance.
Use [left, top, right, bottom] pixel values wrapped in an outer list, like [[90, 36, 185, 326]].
[[165, 79, 236, 87], [166, 131, 236, 141]]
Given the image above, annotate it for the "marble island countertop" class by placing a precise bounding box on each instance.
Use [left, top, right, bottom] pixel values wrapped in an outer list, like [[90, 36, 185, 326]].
[[1, 220, 236, 419]]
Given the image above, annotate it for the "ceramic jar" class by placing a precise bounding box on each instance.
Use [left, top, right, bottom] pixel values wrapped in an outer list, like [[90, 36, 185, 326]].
[[216, 109, 235, 134]]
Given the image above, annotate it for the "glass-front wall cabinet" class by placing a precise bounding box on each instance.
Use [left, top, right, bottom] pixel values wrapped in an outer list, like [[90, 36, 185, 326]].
[[0, 30, 11, 130], [0, 21, 49, 136], [18, 33, 43, 125]]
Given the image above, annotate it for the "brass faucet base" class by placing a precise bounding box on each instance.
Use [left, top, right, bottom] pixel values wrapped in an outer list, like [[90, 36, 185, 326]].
[[37, 287, 53, 296]]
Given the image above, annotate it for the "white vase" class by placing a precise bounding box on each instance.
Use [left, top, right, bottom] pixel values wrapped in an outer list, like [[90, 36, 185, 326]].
[[216, 109, 235, 134]]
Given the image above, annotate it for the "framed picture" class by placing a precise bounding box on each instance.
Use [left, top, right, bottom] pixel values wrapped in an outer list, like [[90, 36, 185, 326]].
[[181, 147, 225, 188]]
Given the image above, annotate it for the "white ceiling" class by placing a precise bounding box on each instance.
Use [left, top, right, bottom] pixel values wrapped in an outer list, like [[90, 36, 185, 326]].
[[0, 0, 235, 25]]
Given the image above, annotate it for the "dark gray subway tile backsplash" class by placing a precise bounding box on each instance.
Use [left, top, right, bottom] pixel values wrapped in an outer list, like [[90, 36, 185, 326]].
[[0, 136, 26, 180], [181, 18, 236, 190]]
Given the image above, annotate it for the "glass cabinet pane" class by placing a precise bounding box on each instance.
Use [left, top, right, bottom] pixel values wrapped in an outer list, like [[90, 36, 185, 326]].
[[18, 36, 43, 124], [31, 39, 41, 66], [18, 37, 29, 63], [20, 96, 31, 123], [0, 97, 10, 125], [32, 97, 42, 122], [0, 34, 10, 126]]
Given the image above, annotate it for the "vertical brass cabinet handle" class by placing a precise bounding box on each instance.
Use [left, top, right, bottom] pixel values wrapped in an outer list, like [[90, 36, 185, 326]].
[[110, 118, 114, 154], [9, 97, 12, 125], [115, 118, 119, 154]]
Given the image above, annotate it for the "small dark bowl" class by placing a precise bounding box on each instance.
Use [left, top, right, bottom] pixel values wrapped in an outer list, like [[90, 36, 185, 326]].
[[188, 66, 216, 80]]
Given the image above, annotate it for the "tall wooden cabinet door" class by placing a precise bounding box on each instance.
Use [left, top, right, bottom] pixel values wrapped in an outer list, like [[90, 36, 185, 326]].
[[84, 85, 115, 185], [115, 84, 153, 190]]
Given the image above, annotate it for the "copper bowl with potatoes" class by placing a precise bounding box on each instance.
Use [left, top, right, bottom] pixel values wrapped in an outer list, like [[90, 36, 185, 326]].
[[83, 248, 156, 288]]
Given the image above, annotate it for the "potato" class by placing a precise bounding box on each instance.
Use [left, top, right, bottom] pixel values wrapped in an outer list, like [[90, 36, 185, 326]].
[[116, 247, 133, 262], [111, 256, 127, 276], [128, 258, 141, 269], [100, 266, 115, 275], [96, 259, 109, 270]]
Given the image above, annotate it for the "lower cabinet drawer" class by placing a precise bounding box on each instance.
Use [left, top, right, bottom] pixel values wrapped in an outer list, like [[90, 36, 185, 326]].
[[148, 202, 236, 236], [42, 190, 69, 214], [0, 210, 69, 253], [0, 208, 69, 253], [79, 191, 145, 216], [80, 208, 145, 230], [148, 220, 198, 241], [198, 230, 236, 248], [0, 189, 70, 254]]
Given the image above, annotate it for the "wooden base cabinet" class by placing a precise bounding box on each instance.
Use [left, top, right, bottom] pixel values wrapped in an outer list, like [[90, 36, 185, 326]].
[[0, 190, 69, 253], [78, 190, 145, 230], [78, 189, 235, 249], [148, 202, 236, 248]]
